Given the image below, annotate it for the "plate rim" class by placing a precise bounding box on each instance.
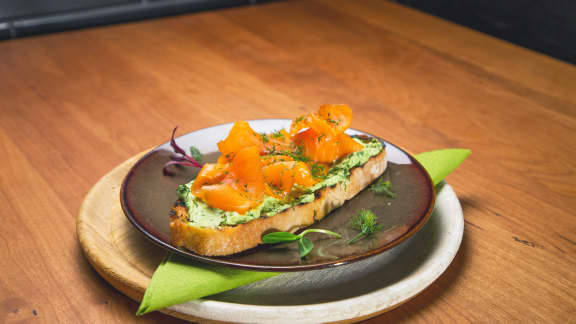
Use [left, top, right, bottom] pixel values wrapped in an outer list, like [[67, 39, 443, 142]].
[[120, 119, 436, 271], [167, 183, 463, 323]]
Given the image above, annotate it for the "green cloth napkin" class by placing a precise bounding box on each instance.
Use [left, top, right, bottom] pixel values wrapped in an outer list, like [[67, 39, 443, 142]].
[[415, 149, 471, 185], [137, 148, 470, 315]]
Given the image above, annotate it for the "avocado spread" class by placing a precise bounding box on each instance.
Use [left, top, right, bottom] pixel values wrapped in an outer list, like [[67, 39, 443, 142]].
[[177, 138, 383, 228]]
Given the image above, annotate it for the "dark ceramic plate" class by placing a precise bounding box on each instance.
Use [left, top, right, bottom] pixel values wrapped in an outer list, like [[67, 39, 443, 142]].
[[121, 119, 435, 271]]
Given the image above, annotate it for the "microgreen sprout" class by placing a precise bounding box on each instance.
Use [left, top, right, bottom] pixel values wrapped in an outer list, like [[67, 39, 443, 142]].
[[163, 127, 203, 176], [262, 228, 341, 258], [189, 146, 203, 164], [370, 178, 396, 198]]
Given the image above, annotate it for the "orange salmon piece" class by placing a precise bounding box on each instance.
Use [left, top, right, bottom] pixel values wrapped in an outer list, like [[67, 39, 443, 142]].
[[318, 104, 352, 132], [294, 128, 340, 163], [229, 146, 265, 200], [262, 161, 316, 193], [263, 129, 291, 154], [191, 163, 229, 193], [294, 128, 362, 163], [195, 146, 265, 214], [199, 184, 255, 214], [290, 113, 337, 137], [338, 132, 364, 156], [218, 121, 263, 160], [289, 115, 309, 136]]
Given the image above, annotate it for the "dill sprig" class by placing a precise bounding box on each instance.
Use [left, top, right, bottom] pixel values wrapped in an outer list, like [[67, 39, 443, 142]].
[[260, 132, 269, 143], [347, 209, 382, 244], [310, 163, 327, 179], [271, 130, 284, 138]]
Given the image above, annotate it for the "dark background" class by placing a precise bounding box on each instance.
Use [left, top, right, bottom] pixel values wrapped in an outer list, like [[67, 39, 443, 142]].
[[1, 0, 575, 65], [394, 0, 576, 64]]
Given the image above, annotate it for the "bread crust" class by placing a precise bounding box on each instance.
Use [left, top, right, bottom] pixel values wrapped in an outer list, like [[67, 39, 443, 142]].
[[170, 150, 387, 256]]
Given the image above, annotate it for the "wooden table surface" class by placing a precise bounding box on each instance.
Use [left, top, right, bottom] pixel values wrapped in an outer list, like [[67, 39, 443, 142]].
[[1, 0, 575, 322]]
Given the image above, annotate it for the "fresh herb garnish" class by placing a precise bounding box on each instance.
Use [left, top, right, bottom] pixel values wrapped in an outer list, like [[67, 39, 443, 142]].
[[347, 209, 382, 244], [267, 183, 283, 196], [262, 228, 341, 258], [260, 133, 269, 143], [290, 152, 310, 162], [327, 118, 339, 125], [271, 130, 284, 138], [310, 163, 327, 179], [290, 145, 310, 162], [294, 116, 305, 123], [177, 184, 190, 197], [276, 145, 310, 162], [189, 146, 203, 164], [370, 178, 396, 198], [163, 127, 204, 176]]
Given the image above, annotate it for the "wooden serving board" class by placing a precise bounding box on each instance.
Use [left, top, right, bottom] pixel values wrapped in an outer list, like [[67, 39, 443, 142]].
[[77, 153, 461, 323]]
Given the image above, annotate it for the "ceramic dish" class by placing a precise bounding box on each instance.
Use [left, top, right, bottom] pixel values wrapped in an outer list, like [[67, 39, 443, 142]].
[[120, 120, 435, 271], [168, 183, 462, 323]]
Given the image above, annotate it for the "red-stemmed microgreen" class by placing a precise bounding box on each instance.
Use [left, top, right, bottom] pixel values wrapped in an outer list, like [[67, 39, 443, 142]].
[[163, 127, 204, 176]]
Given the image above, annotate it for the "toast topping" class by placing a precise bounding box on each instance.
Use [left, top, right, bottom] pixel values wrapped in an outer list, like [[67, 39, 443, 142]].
[[178, 105, 384, 226]]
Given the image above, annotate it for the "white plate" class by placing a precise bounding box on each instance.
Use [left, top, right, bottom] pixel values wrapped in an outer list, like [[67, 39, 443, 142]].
[[168, 183, 463, 323]]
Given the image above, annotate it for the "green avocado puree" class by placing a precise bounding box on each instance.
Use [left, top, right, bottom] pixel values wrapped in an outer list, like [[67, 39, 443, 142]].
[[177, 138, 383, 228]]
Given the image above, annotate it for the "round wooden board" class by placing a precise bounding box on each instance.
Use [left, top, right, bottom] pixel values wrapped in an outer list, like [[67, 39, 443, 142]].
[[77, 153, 463, 323], [77, 153, 403, 323]]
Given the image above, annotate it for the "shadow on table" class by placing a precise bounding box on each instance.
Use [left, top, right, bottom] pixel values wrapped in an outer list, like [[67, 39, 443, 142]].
[[378, 195, 476, 322]]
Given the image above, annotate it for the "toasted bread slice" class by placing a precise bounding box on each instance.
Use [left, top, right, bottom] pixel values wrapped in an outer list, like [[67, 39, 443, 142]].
[[170, 150, 387, 256]]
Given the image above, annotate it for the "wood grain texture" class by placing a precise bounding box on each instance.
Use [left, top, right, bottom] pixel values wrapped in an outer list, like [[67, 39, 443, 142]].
[[0, 0, 575, 322]]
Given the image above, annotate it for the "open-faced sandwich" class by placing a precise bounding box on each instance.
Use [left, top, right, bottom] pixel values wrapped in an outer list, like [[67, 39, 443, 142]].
[[170, 104, 387, 256]]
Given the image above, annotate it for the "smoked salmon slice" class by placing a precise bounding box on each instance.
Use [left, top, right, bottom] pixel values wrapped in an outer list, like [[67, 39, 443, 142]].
[[199, 184, 255, 214], [194, 146, 265, 213], [191, 163, 229, 193], [262, 161, 316, 193], [229, 146, 265, 200], [218, 121, 264, 160], [318, 104, 353, 132], [193, 105, 362, 214]]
